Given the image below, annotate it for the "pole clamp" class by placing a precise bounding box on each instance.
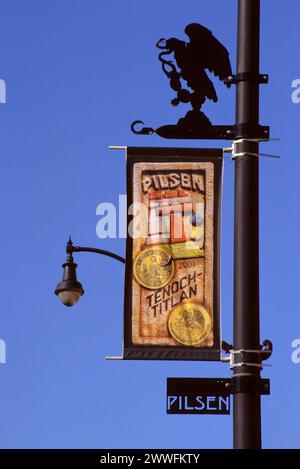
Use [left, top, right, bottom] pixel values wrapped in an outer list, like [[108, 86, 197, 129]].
[[228, 375, 270, 395], [234, 123, 270, 139], [222, 339, 273, 369], [225, 73, 269, 85], [229, 350, 263, 370]]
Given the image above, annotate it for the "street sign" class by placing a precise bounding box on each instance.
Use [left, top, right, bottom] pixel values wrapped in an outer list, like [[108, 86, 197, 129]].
[[167, 378, 231, 415]]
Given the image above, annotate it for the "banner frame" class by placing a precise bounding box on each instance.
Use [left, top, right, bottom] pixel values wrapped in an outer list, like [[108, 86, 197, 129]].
[[123, 147, 223, 361]]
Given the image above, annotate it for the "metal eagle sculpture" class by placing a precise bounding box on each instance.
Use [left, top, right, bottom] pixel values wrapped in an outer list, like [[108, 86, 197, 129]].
[[156, 23, 232, 130]]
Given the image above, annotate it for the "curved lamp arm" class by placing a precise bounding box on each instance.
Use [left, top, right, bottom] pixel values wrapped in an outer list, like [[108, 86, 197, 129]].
[[66, 238, 125, 264], [69, 245, 125, 264]]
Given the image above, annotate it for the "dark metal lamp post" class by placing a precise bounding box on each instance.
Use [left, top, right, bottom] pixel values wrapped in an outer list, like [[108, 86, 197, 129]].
[[55, 237, 125, 307]]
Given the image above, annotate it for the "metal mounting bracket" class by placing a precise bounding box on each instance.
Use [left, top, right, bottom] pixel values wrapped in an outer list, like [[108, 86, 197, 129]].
[[131, 120, 270, 141], [225, 73, 269, 85], [221, 339, 273, 368], [228, 375, 270, 395]]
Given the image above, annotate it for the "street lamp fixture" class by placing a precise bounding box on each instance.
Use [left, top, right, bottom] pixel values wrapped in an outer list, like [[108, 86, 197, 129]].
[[55, 237, 125, 307], [55, 239, 84, 306]]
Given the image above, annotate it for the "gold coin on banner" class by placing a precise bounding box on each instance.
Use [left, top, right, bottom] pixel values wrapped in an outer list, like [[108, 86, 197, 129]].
[[168, 303, 212, 346], [133, 246, 174, 290]]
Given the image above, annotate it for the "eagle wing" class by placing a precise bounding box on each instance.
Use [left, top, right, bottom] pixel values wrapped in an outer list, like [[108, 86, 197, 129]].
[[185, 23, 232, 85]]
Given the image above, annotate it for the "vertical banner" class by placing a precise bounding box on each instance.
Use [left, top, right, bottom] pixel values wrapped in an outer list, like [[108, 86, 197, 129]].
[[124, 147, 223, 360]]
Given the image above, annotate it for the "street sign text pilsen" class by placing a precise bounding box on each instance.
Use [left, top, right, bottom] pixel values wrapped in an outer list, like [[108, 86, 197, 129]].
[[167, 378, 231, 415]]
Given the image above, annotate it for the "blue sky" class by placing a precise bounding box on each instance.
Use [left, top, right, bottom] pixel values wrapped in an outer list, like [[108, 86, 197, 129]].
[[0, 0, 299, 449]]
